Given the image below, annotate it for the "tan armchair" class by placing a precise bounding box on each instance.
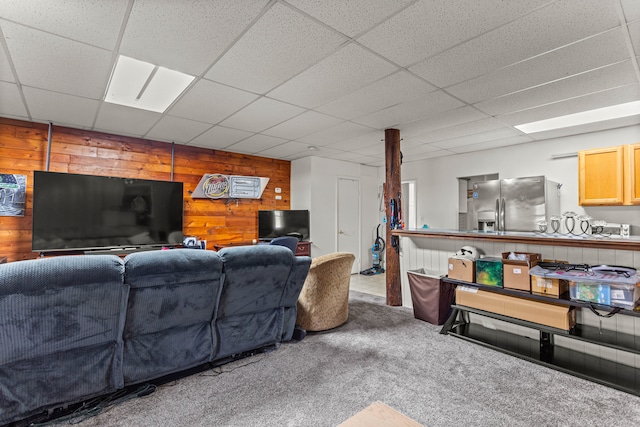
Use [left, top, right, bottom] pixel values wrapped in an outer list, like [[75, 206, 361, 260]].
[[296, 252, 356, 332]]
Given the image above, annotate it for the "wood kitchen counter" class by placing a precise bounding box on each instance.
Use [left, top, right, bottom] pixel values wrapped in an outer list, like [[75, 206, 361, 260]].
[[392, 228, 640, 251]]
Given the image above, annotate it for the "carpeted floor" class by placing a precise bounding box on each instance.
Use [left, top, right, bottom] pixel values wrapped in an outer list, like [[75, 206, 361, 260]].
[[65, 291, 640, 427]]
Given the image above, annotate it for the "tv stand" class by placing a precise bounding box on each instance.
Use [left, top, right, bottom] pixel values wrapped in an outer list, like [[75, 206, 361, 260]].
[[39, 246, 172, 258], [213, 241, 311, 256]]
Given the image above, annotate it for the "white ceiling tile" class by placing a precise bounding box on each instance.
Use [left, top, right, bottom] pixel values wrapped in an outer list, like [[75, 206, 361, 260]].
[[475, 61, 639, 116], [399, 106, 489, 138], [94, 103, 161, 138], [448, 135, 534, 153], [400, 142, 441, 157], [527, 115, 640, 141], [0, 45, 15, 83], [0, 82, 28, 118], [225, 133, 288, 154], [316, 71, 436, 120], [447, 28, 630, 104], [120, 0, 268, 76], [2, 22, 112, 99], [416, 118, 512, 144], [0, 0, 128, 49], [285, 147, 341, 160], [324, 131, 383, 151], [285, 0, 413, 37], [352, 142, 385, 157], [297, 121, 375, 146], [256, 140, 313, 158], [431, 128, 522, 149], [621, 0, 640, 22], [267, 43, 398, 108], [220, 97, 306, 133], [262, 111, 344, 140], [205, 3, 346, 94], [498, 84, 640, 126], [167, 79, 258, 125], [358, 0, 551, 66], [146, 116, 212, 143], [353, 91, 464, 128], [629, 21, 640, 55], [188, 126, 254, 150], [410, 0, 621, 87], [322, 151, 367, 162], [23, 87, 99, 128], [402, 150, 454, 163]]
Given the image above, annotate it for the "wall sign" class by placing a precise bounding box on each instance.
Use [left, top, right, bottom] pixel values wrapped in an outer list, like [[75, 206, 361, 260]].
[[0, 174, 26, 216], [191, 174, 269, 199]]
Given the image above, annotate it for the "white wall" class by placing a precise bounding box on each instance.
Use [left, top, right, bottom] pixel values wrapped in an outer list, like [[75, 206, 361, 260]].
[[402, 125, 640, 234], [291, 156, 379, 269]]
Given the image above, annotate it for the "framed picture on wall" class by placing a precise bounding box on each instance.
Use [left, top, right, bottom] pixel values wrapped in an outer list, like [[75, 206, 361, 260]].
[[0, 174, 26, 217]]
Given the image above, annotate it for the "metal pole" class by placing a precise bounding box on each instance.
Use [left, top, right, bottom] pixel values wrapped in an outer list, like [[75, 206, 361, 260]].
[[46, 122, 53, 171], [171, 142, 175, 181]]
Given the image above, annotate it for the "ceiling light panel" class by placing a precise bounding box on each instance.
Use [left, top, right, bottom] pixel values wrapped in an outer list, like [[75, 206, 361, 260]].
[[105, 55, 195, 113], [498, 84, 640, 126], [515, 100, 640, 133]]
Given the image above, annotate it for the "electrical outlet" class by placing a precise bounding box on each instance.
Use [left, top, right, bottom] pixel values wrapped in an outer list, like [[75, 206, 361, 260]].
[[275, 195, 282, 200], [275, 187, 282, 193]]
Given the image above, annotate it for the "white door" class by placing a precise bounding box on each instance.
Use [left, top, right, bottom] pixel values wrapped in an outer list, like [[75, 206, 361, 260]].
[[337, 177, 360, 274]]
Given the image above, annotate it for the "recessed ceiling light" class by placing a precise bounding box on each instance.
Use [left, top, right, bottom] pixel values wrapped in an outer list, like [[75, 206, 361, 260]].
[[104, 55, 195, 113], [308, 146, 318, 151], [514, 100, 640, 134]]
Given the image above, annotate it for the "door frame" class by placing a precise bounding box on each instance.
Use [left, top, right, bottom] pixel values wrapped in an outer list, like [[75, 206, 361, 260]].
[[336, 176, 361, 274]]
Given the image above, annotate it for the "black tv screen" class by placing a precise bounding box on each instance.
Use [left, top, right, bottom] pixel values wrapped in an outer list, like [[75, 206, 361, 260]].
[[32, 171, 184, 252], [258, 210, 310, 241]]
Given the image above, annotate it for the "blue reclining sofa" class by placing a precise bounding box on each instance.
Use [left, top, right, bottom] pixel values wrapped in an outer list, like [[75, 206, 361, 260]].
[[0, 245, 311, 425]]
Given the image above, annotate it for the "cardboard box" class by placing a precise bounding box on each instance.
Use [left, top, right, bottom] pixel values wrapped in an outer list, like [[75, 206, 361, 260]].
[[530, 275, 570, 298], [447, 258, 475, 282], [475, 257, 503, 287], [501, 252, 541, 292], [456, 286, 576, 330]]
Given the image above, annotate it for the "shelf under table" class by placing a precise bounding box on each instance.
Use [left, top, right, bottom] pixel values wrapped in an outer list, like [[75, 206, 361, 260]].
[[448, 321, 640, 396]]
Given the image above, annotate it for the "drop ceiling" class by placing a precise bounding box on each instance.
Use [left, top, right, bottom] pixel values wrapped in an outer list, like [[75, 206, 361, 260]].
[[1, 0, 639, 166]]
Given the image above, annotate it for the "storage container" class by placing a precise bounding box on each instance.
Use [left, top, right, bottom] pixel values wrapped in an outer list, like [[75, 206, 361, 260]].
[[529, 265, 640, 308], [475, 257, 503, 287], [501, 251, 541, 292], [447, 257, 475, 282], [407, 269, 453, 325]]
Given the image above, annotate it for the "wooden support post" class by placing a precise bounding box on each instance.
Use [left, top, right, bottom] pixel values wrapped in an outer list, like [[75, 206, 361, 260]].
[[384, 128, 402, 306]]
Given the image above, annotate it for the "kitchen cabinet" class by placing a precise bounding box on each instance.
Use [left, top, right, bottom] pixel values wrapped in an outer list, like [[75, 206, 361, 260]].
[[624, 143, 640, 205], [578, 144, 640, 206]]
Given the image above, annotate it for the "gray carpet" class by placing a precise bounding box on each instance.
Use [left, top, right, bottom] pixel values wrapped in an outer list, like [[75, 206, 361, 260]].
[[71, 291, 640, 427]]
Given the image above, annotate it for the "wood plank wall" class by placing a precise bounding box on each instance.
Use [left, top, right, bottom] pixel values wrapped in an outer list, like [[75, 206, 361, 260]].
[[0, 118, 290, 262]]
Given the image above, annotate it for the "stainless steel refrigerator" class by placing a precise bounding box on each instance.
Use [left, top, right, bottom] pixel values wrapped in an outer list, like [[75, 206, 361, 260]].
[[468, 176, 561, 232]]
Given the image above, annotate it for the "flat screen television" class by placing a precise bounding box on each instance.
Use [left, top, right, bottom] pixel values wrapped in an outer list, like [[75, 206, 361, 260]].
[[258, 209, 310, 241], [32, 171, 184, 252]]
